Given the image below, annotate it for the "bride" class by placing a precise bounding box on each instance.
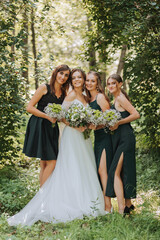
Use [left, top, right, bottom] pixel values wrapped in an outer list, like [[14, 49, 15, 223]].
[[8, 68, 105, 226]]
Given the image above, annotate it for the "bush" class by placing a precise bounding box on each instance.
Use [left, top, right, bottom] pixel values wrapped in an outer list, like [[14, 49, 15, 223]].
[[0, 162, 39, 215]]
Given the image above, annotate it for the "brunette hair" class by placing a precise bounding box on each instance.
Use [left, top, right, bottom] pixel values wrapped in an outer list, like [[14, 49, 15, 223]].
[[71, 68, 86, 85], [50, 64, 71, 96], [86, 71, 110, 104], [71, 68, 89, 102], [107, 73, 130, 101]]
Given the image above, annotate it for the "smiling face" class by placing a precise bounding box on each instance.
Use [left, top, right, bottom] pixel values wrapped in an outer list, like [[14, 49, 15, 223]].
[[56, 70, 70, 85], [85, 73, 97, 91], [71, 71, 84, 89], [107, 77, 122, 94]]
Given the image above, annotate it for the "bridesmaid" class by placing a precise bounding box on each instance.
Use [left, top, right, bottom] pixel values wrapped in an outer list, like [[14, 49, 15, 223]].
[[85, 71, 113, 213], [106, 73, 140, 214], [23, 64, 71, 187]]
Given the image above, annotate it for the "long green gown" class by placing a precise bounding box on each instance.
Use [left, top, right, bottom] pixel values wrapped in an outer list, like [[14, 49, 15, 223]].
[[106, 105, 136, 199], [90, 98, 113, 194]]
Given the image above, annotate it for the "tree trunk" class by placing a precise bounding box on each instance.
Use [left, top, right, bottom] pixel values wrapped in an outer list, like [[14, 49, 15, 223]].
[[117, 45, 127, 75], [22, 6, 29, 98], [117, 45, 127, 90], [31, 8, 39, 90], [87, 18, 96, 69], [11, 20, 15, 62], [100, 72, 106, 90]]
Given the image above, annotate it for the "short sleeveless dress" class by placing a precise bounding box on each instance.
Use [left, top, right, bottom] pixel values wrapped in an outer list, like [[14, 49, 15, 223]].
[[23, 84, 65, 160], [106, 105, 136, 199], [90, 98, 113, 194]]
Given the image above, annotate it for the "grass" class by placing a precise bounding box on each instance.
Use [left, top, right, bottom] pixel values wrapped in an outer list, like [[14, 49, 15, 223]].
[[0, 121, 160, 239], [0, 153, 160, 240], [0, 209, 159, 239]]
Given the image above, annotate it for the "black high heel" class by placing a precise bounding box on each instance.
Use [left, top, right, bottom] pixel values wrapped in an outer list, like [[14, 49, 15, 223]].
[[123, 206, 130, 217], [129, 204, 135, 211]]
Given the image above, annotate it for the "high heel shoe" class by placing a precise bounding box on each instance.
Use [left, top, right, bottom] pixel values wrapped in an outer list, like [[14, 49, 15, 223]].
[[105, 206, 113, 214], [123, 206, 130, 217], [129, 204, 135, 211]]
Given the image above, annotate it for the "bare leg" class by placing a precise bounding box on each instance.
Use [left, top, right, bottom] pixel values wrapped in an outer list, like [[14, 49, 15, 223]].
[[114, 153, 125, 214], [40, 160, 46, 186], [125, 199, 132, 207], [40, 160, 56, 187], [98, 150, 112, 212]]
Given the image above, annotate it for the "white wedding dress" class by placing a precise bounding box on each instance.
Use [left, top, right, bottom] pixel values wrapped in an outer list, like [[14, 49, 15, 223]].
[[8, 100, 105, 226]]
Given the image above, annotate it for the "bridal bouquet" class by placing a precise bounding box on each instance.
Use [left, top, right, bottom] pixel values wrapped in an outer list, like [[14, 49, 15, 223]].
[[44, 103, 66, 127], [65, 102, 92, 139]]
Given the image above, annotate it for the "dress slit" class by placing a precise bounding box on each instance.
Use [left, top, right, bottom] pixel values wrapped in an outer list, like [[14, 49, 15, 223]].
[[106, 144, 136, 199], [114, 152, 124, 186], [106, 149, 124, 197], [106, 105, 136, 199], [98, 149, 108, 192]]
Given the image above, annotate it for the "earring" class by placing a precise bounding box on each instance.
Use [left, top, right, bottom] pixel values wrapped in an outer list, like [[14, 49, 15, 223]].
[[96, 86, 100, 92]]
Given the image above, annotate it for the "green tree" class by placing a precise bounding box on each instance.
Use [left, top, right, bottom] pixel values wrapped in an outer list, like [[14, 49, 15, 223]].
[[0, 0, 26, 168], [0, 0, 90, 168], [83, 0, 160, 149]]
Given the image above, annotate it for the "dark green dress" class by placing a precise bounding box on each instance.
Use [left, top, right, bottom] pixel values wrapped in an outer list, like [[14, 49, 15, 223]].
[[106, 105, 136, 199], [90, 98, 113, 194], [23, 84, 65, 161]]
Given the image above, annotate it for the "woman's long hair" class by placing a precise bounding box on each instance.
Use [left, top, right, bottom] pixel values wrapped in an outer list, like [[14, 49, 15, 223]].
[[107, 73, 130, 101], [70, 68, 86, 86], [50, 64, 71, 96], [86, 71, 110, 105], [70, 68, 89, 102]]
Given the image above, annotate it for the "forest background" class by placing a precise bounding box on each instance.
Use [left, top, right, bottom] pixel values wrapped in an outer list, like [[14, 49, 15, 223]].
[[0, 0, 160, 239]]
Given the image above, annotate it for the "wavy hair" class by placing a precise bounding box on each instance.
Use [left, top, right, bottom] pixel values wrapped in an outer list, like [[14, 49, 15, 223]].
[[70, 68, 86, 86], [86, 71, 110, 104], [107, 73, 130, 101], [50, 64, 71, 96]]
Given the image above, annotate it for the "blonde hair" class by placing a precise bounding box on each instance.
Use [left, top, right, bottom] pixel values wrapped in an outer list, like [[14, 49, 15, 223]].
[[86, 71, 110, 105]]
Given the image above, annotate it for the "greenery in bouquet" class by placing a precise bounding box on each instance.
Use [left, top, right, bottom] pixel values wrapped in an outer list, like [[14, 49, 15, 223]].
[[87, 108, 104, 126], [86, 108, 121, 134], [65, 102, 91, 139], [44, 103, 66, 127], [102, 109, 121, 127]]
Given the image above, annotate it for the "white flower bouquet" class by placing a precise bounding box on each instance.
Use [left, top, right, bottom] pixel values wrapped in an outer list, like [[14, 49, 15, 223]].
[[86, 108, 121, 133], [65, 102, 91, 139], [87, 108, 104, 126], [44, 103, 66, 127], [102, 109, 121, 127]]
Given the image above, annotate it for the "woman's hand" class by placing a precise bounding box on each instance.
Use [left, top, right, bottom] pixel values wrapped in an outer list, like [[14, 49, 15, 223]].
[[109, 122, 119, 131], [75, 126, 87, 132], [47, 116, 57, 124], [88, 124, 97, 130]]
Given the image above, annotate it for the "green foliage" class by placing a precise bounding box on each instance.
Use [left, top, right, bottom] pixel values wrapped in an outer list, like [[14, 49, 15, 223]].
[[0, 205, 160, 239], [0, 0, 27, 168], [0, 161, 39, 215], [136, 146, 160, 194], [0, 148, 160, 239], [124, 34, 160, 149], [83, 0, 160, 150], [0, 0, 90, 168], [28, 0, 89, 82], [0, 61, 26, 167]]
